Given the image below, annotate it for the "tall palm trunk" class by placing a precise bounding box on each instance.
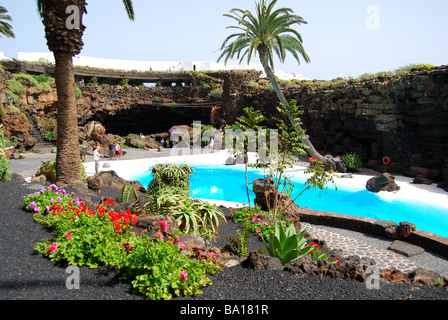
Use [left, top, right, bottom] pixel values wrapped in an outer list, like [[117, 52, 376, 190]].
[[258, 46, 325, 163], [54, 53, 81, 184], [38, 0, 86, 184]]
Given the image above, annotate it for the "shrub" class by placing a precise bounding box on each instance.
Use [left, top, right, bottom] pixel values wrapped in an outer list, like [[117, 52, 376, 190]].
[[25, 186, 220, 300], [39, 117, 57, 133], [147, 193, 226, 238], [43, 131, 53, 142], [0, 125, 12, 181], [207, 87, 223, 100], [147, 164, 194, 196], [36, 159, 87, 181], [229, 206, 275, 240], [120, 233, 216, 300], [6, 80, 26, 95], [75, 87, 82, 99], [341, 152, 362, 171], [0, 150, 12, 181], [33, 74, 50, 83], [226, 223, 252, 257]]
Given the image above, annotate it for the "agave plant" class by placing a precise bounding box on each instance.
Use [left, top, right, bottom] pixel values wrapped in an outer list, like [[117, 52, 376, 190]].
[[263, 222, 309, 265]]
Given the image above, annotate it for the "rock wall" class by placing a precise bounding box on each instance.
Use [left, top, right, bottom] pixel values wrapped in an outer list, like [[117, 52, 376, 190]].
[[220, 66, 448, 181], [1, 65, 447, 183]]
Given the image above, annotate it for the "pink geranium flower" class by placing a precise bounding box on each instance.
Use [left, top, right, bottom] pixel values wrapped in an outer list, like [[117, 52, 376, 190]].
[[47, 242, 58, 253], [180, 270, 188, 282], [159, 220, 168, 232], [208, 252, 216, 261], [66, 231, 72, 239]]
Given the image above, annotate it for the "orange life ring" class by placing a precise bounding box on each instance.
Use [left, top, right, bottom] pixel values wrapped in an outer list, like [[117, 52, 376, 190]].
[[382, 157, 390, 166]]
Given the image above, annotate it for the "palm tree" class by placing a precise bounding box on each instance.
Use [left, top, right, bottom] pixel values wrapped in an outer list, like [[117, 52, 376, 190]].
[[36, 0, 134, 184], [0, 6, 15, 38], [218, 0, 324, 162]]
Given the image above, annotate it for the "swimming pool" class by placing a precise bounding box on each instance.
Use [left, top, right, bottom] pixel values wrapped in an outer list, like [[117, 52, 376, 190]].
[[132, 163, 448, 238]]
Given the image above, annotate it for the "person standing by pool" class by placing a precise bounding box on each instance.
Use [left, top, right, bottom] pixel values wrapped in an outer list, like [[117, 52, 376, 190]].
[[109, 142, 115, 160], [115, 143, 122, 160], [93, 145, 100, 174]]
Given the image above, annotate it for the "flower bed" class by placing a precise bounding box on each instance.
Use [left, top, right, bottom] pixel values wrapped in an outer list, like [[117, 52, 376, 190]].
[[22, 184, 221, 300]]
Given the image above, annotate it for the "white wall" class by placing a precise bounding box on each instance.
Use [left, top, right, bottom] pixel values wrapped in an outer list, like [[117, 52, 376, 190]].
[[0, 52, 9, 60], [15, 52, 305, 80]]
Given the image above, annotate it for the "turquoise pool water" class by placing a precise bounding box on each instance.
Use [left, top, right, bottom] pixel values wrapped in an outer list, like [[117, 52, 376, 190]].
[[133, 164, 448, 238]]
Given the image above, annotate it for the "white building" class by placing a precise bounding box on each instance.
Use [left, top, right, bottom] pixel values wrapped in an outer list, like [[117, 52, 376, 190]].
[[12, 52, 306, 81]]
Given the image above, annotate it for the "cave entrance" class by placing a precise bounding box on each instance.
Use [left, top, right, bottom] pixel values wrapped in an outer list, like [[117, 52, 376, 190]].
[[88, 104, 216, 136]]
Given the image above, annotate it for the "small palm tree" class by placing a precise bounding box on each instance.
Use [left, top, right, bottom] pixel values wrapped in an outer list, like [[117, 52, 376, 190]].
[[218, 0, 324, 162], [0, 6, 15, 38], [36, 0, 134, 184]]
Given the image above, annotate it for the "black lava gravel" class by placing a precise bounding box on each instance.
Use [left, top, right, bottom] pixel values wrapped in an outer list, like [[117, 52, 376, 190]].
[[1, 179, 447, 311]]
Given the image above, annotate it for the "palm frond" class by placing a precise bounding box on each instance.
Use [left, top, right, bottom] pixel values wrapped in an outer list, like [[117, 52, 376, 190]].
[[218, 0, 309, 70], [122, 0, 135, 20]]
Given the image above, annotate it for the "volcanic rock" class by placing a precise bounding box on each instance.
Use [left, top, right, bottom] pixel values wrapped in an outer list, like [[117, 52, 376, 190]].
[[366, 173, 400, 193]]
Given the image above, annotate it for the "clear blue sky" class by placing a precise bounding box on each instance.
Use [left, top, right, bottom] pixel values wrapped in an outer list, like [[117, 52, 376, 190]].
[[1, 0, 447, 80]]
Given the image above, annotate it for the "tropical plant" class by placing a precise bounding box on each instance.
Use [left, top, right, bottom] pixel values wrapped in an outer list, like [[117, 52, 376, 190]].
[[36, 159, 87, 181], [280, 159, 337, 214], [0, 150, 12, 181], [229, 206, 275, 240], [218, 0, 324, 163], [0, 6, 15, 38], [0, 125, 13, 181], [120, 233, 215, 300], [147, 193, 226, 239], [263, 222, 310, 265], [226, 224, 252, 257], [36, 0, 134, 184], [341, 152, 362, 171], [147, 163, 194, 196], [254, 100, 308, 218], [233, 107, 266, 207]]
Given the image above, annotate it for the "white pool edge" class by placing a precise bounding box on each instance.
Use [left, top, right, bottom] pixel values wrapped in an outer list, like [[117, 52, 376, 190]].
[[83, 150, 448, 210]]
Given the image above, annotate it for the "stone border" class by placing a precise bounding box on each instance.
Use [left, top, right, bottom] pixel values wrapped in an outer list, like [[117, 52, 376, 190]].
[[297, 208, 448, 258]]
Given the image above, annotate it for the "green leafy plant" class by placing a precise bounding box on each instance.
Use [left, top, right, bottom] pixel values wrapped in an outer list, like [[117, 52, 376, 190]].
[[43, 130, 53, 142], [207, 87, 223, 100], [232, 107, 267, 208], [6, 79, 26, 95], [229, 206, 275, 239], [253, 100, 308, 218], [226, 224, 252, 257], [263, 222, 310, 266], [341, 152, 362, 171], [0, 150, 12, 181], [0, 125, 12, 181], [25, 186, 220, 300], [120, 234, 215, 300], [36, 159, 87, 181], [148, 193, 226, 238], [147, 164, 194, 197], [75, 87, 82, 99]]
